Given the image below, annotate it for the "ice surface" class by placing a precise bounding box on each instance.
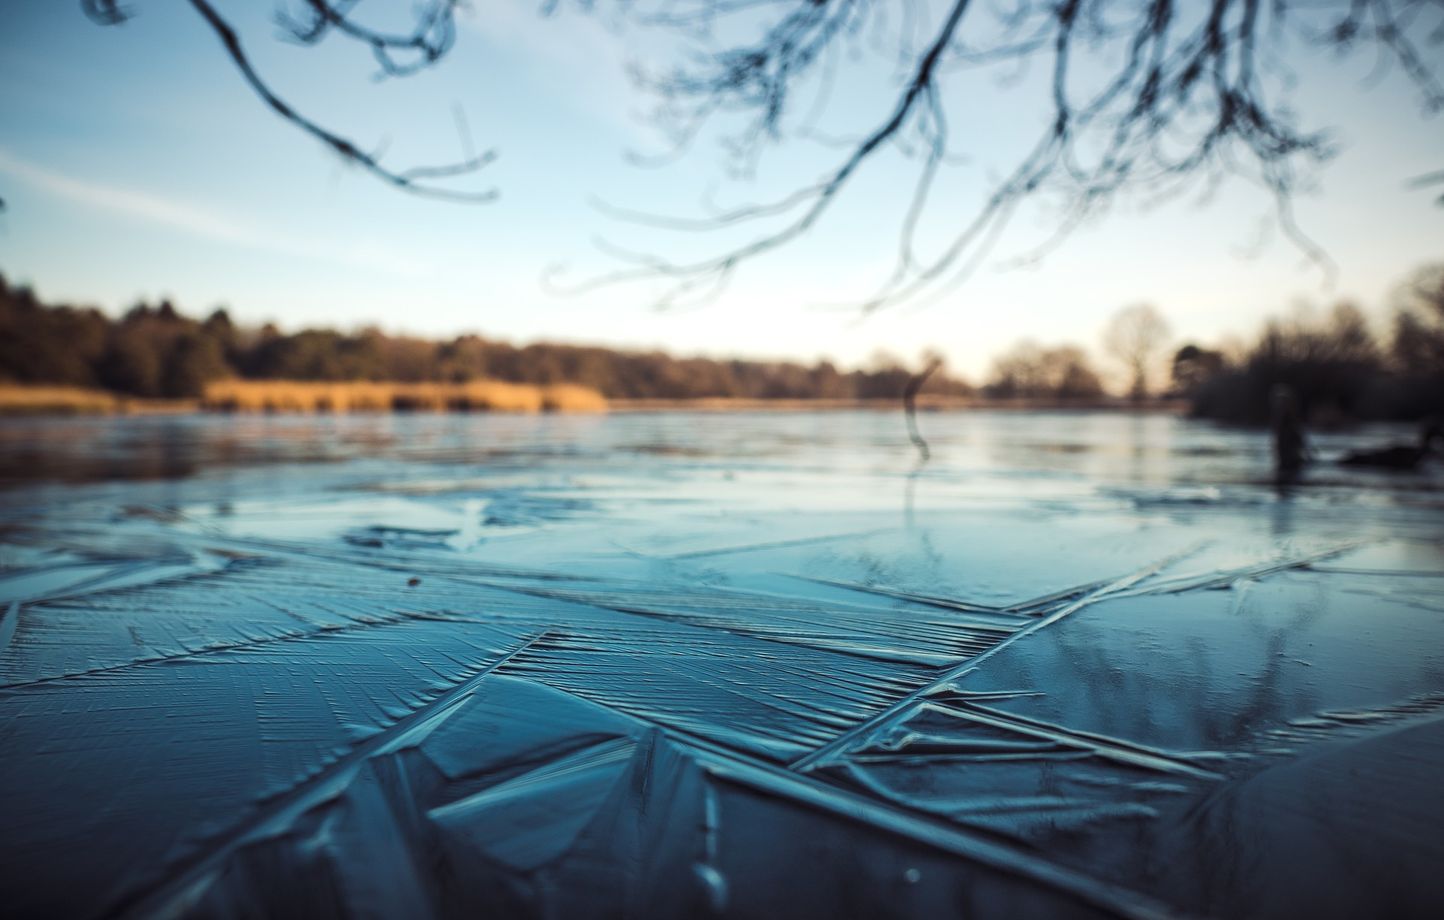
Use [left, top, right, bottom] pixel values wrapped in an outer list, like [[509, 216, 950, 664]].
[[0, 411, 1441, 918]]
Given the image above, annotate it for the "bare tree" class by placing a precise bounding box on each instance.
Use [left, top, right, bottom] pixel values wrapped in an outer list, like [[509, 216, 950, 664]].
[[1103, 303, 1172, 399], [903, 351, 945, 460], [74, 1, 1442, 307], [82, 0, 495, 201], [567, 0, 1443, 310], [1388, 262, 1444, 372], [985, 340, 1105, 399], [1171, 343, 1226, 396]]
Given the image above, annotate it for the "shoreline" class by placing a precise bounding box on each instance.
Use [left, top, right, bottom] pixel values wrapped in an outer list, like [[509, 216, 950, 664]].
[[0, 387, 1189, 417], [607, 397, 1188, 413]]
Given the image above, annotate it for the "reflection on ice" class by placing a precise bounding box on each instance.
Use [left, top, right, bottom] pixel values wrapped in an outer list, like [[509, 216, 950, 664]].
[[0, 411, 1440, 918]]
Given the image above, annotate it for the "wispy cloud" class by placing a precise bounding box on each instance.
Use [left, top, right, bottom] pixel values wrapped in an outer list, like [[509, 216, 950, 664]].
[[0, 147, 429, 277]]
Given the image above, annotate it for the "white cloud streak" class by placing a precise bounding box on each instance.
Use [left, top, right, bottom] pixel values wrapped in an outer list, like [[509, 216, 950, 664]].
[[0, 147, 429, 277]]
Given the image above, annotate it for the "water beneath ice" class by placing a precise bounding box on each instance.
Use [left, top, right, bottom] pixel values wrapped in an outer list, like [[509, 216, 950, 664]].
[[1, 411, 1441, 918]]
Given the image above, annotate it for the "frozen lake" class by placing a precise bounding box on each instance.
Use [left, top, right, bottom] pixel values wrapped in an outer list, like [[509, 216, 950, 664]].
[[1, 410, 1442, 918]]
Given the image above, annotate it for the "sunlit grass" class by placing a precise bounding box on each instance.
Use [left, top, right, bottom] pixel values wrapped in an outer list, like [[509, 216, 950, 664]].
[[0, 381, 609, 414], [201, 380, 607, 413], [0, 385, 124, 413]]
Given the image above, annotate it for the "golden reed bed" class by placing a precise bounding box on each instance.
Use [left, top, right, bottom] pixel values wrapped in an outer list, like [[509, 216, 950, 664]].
[[0, 386, 129, 414], [202, 380, 607, 413], [0, 381, 607, 414]]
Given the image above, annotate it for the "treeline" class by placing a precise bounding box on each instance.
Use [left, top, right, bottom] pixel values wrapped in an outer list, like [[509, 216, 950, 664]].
[[7, 261, 1439, 419], [0, 275, 973, 401], [979, 343, 1106, 400], [1172, 263, 1444, 424]]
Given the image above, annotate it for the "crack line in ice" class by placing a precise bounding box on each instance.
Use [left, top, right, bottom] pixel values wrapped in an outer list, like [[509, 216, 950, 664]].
[[0, 600, 16, 654], [156, 530, 597, 586], [485, 579, 1019, 667], [426, 735, 635, 822], [0, 554, 235, 607], [104, 631, 550, 920], [489, 671, 1184, 920], [663, 527, 896, 560], [1307, 565, 1444, 578], [1255, 692, 1444, 750], [684, 738, 1185, 920], [789, 546, 1203, 773], [835, 760, 1163, 826], [0, 605, 504, 691], [917, 702, 1223, 780], [792, 573, 1117, 617], [1112, 541, 1367, 598]]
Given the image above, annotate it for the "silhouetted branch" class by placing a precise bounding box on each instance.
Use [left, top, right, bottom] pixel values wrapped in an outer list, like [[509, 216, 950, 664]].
[[1407, 167, 1444, 203], [84, 0, 496, 202], [77, 0, 1440, 239], [276, 0, 460, 78], [82, 0, 130, 25], [903, 355, 943, 461], [579, 0, 1442, 310]]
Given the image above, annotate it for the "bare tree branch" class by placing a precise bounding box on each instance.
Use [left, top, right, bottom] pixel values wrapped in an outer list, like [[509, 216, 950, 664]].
[[571, 0, 1442, 310], [903, 353, 943, 460], [84, 0, 496, 202], [76, 0, 1441, 266], [1407, 167, 1444, 203], [276, 0, 460, 79]]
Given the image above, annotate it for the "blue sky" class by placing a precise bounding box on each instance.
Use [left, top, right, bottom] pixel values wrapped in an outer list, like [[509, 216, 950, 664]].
[[1, 0, 1440, 381]]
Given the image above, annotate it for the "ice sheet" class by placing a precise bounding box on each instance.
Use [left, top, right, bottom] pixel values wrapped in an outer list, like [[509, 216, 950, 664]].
[[1, 411, 1441, 918]]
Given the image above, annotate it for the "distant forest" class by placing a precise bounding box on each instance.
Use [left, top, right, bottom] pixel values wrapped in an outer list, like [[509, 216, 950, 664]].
[[3, 263, 1441, 421], [1172, 263, 1444, 425], [0, 274, 972, 402]]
